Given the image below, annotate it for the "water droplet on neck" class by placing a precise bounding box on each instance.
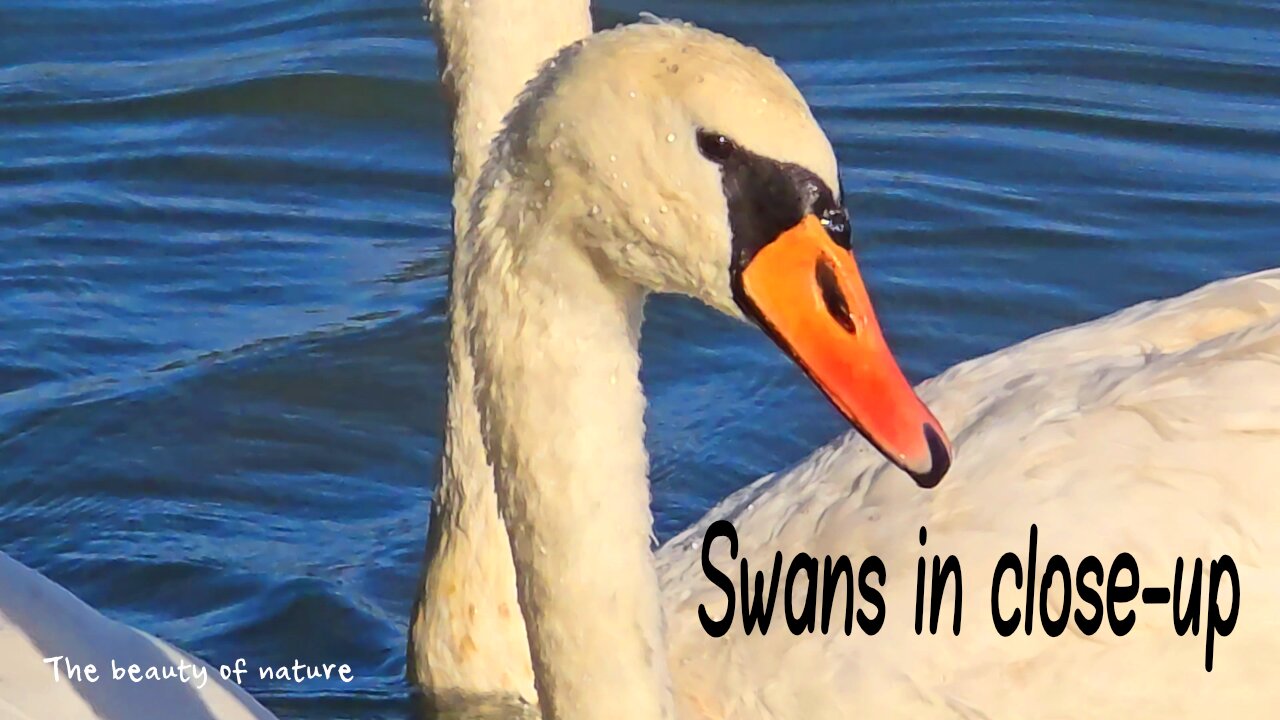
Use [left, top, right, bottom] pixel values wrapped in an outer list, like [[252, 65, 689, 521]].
[[659, 205, 669, 214], [666, 133, 676, 143]]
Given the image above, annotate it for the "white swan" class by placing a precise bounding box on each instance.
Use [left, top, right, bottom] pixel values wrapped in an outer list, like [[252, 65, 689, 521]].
[[410, 3, 1280, 719], [0, 552, 275, 719]]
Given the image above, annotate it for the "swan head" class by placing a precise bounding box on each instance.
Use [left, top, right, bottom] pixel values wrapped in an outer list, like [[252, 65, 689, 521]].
[[497, 21, 952, 487]]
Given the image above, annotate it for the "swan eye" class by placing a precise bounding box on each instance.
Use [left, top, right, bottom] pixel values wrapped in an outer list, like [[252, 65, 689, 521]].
[[820, 207, 852, 250], [697, 130, 735, 163]]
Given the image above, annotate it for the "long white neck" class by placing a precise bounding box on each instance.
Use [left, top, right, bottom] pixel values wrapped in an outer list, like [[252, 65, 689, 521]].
[[431, 0, 593, 228], [410, 0, 592, 705], [464, 174, 675, 720]]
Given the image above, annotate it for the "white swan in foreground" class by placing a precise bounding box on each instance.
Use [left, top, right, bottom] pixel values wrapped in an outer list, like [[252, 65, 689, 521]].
[[410, 5, 1280, 720], [0, 552, 275, 719]]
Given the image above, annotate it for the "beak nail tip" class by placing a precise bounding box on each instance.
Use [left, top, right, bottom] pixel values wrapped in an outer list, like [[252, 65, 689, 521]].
[[910, 423, 952, 489]]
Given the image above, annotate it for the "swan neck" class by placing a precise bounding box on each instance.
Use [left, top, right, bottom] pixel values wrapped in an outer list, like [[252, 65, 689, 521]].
[[411, 0, 592, 703], [429, 0, 593, 224], [467, 205, 674, 720]]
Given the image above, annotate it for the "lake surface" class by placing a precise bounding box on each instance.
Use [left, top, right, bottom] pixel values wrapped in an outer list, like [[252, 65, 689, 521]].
[[1, 0, 1277, 717]]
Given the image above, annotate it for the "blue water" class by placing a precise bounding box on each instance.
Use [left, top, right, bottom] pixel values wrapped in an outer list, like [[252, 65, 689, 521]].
[[1, 0, 1277, 717]]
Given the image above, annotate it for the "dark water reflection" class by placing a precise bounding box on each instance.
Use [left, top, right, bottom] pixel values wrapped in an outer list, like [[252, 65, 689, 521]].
[[1, 0, 1277, 717]]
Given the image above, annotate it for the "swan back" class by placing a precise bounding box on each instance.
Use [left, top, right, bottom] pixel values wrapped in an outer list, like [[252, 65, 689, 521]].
[[658, 269, 1280, 718], [0, 551, 274, 720]]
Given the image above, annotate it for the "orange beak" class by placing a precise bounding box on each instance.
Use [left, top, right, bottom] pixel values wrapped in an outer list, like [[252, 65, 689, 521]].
[[736, 215, 953, 487]]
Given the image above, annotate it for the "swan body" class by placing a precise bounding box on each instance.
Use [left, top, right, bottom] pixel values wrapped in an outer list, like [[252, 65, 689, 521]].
[[658, 267, 1280, 719], [0, 551, 275, 720], [415, 5, 1280, 719]]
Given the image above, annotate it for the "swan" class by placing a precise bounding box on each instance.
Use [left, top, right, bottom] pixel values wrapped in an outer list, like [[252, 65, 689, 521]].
[[408, 0, 594, 705], [0, 551, 276, 719], [410, 3, 1280, 720]]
